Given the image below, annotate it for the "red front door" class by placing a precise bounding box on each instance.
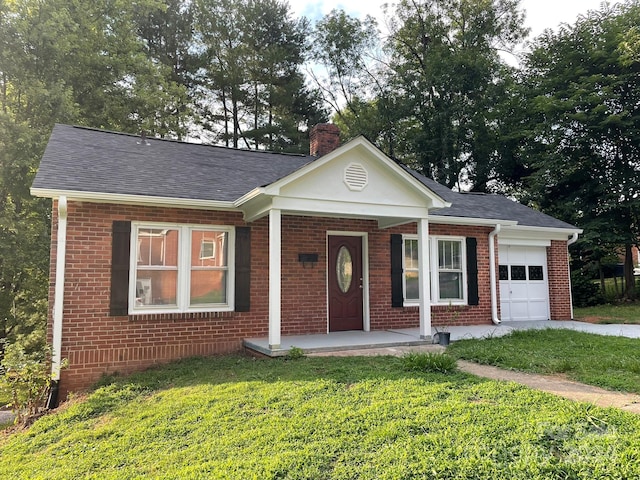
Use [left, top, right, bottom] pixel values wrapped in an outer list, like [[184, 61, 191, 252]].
[[328, 236, 364, 331]]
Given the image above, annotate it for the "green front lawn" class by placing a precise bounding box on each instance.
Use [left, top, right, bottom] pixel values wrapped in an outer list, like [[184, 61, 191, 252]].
[[574, 302, 640, 324], [2, 354, 640, 478], [448, 329, 640, 393]]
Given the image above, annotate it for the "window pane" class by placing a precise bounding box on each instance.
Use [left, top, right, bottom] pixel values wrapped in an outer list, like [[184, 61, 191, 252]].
[[439, 240, 461, 269], [137, 229, 178, 266], [190, 270, 227, 305], [405, 271, 419, 301], [336, 246, 353, 293], [529, 265, 544, 281], [499, 265, 508, 280], [192, 230, 227, 267], [404, 239, 418, 270], [511, 265, 526, 281], [439, 272, 462, 299], [135, 270, 177, 306]]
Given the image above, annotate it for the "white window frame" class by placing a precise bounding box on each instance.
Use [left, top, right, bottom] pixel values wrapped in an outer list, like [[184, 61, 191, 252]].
[[402, 235, 467, 306], [402, 235, 421, 306], [199, 238, 216, 260], [432, 236, 467, 305], [129, 222, 235, 315]]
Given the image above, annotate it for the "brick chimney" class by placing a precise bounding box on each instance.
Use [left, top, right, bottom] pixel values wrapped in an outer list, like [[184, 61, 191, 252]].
[[310, 123, 340, 157]]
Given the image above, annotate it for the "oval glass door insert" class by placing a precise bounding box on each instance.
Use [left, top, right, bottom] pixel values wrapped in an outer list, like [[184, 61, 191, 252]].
[[336, 246, 353, 293]]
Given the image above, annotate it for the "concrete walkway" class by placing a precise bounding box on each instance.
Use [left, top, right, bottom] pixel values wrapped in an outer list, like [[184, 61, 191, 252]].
[[457, 360, 640, 414], [311, 346, 640, 414], [307, 320, 640, 415]]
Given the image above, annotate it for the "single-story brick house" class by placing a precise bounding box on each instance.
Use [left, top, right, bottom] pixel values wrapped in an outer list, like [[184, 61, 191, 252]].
[[32, 123, 581, 402]]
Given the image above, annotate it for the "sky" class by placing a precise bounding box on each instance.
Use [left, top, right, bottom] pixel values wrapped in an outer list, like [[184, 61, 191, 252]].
[[290, 0, 617, 39]]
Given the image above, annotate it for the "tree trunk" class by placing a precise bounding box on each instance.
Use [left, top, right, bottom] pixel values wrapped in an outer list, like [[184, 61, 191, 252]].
[[221, 87, 229, 147], [232, 89, 239, 149], [624, 243, 636, 300]]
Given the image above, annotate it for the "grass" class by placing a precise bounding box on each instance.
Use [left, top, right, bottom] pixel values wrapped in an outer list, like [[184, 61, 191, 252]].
[[1, 354, 640, 478], [449, 329, 640, 393], [574, 302, 640, 324]]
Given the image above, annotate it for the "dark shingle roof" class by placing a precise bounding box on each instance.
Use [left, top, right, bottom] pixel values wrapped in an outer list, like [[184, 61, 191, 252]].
[[403, 166, 577, 229], [33, 124, 578, 230], [32, 124, 314, 202]]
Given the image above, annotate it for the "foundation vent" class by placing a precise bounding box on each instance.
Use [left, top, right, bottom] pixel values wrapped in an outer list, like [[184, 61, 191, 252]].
[[344, 163, 368, 191]]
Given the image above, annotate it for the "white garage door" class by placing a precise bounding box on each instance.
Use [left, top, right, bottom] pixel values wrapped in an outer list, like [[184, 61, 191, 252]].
[[499, 246, 550, 321]]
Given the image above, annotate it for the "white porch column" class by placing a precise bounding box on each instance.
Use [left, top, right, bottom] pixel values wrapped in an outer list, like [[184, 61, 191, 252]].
[[417, 217, 431, 339], [268, 208, 282, 349]]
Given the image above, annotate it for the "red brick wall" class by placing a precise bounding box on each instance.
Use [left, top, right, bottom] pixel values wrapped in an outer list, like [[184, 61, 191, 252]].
[[48, 200, 568, 396], [547, 240, 573, 320], [49, 201, 269, 398]]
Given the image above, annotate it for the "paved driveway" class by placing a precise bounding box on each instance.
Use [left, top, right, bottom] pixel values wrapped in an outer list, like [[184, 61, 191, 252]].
[[444, 320, 640, 342]]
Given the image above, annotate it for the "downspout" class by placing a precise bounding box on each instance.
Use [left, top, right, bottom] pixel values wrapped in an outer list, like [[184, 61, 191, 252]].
[[567, 232, 579, 320], [489, 224, 501, 324], [46, 196, 67, 409]]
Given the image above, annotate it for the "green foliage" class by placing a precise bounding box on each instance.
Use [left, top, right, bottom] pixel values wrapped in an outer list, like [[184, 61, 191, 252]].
[[195, 0, 326, 150], [571, 271, 605, 307], [286, 346, 305, 360], [309, 9, 388, 146], [384, 0, 528, 190], [0, 343, 53, 424], [2, 355, 640, 478], [449, 329, 640, 393], [401, 351, 457, 373]]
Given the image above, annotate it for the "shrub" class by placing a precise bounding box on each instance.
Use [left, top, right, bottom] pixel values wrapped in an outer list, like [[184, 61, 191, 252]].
[[571, 271, 604, 307], [401, 352, 458, 373], [286, 346, 305, 360], [0, 343, 57, 424]]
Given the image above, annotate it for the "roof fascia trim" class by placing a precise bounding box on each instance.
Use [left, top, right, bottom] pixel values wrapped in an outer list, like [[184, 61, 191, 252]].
[[30, 188, 239, 211], [429, 215, 518, 227], [501, 224, 583, 235], [234, 187, 266, 207]]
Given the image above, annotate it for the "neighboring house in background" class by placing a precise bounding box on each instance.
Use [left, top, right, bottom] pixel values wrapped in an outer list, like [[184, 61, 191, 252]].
[[32, 123, 582, 402]]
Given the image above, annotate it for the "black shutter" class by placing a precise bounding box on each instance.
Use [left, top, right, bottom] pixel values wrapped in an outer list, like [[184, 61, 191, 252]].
[[391, 234, 404, 307], [234, 226, 251, 312], [466, 237, 479, 306], [110, 221, 131, 316]]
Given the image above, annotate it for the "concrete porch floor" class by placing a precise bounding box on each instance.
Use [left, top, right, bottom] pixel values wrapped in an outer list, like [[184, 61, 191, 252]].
[[243, 323, 512, 357], [243, 320, 640, 357]]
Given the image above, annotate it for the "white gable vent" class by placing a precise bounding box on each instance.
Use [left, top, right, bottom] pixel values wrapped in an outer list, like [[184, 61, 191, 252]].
[[344, 163, 368, 191]]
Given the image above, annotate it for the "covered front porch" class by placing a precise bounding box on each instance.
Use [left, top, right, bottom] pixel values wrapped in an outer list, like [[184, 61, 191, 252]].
[[238, 137, 453, 350]]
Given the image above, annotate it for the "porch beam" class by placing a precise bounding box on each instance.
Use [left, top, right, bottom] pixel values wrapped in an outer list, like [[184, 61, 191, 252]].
[[268, 208, 282, 349], [417, 217, 431, 340]]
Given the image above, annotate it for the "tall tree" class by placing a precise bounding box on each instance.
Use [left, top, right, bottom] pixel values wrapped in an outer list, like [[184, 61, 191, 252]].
[[0, 0, 192, 356], [518, 1, 640, 298], [195, 0, 325, 151], [133, 0, 197, 139], [385, 0, 528, 190]]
